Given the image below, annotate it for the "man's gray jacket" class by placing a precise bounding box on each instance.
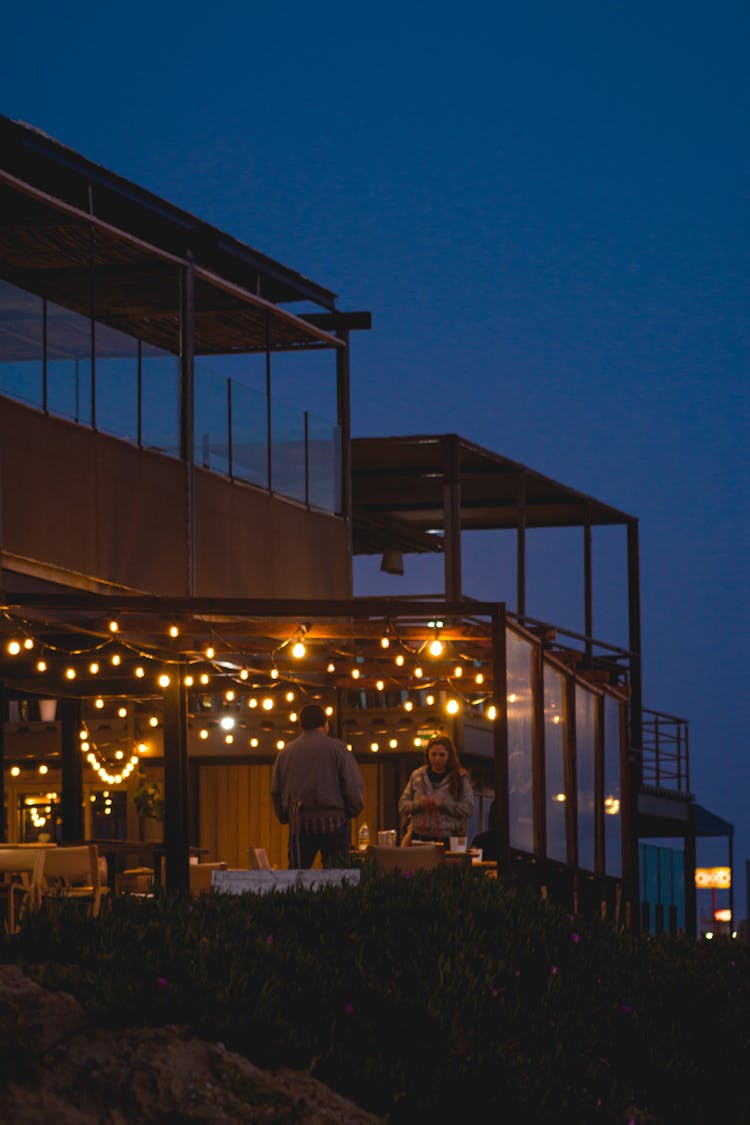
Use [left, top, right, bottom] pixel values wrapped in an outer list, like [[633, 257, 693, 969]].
[[270, 728, 364, 831]]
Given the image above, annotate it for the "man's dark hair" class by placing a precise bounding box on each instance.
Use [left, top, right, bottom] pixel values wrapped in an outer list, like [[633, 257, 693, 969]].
[[300, 703, 328, 730]]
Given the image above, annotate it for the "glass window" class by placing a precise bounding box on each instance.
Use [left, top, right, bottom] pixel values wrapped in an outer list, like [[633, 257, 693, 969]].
[[95, 322, 138, 441], [271, 398, 306, 504], [141, 343, 180, 455], [308, 412, 341, 513], [194, 364, 230, 475], [575, 686, 597, 872], [17, 791, 62, 843], [0, 280, 43, 407], [544, 664, 567, 863], [231, 380, 269, 488], [506, 629, 533, 852], [603, 695, 622, 877], [47, 298, 93, 424]]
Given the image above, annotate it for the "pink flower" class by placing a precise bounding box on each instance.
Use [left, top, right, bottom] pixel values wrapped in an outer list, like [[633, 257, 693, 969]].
[[344, 1002, 355, 1016], [570, 932, 581, 944], [156, 976, 170, 990], [550, 965, 558, 975]]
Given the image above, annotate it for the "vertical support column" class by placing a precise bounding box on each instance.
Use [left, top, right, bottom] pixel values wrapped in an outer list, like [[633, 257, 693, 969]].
[[163, 666, 190, 892], [60, 697, 83, 842], [728, 831, 734, 936], [626, 518, 643, 929], [583, 504, 593, 665], [683, 802, 697, 937], [442, 435, 462, 601], [491, 606, 510, 872], [564, 675, 578, 872], [516, 472, 527, 618], [594, 695, 604, 874], [0, 682, 6, 840], [266, 312, 273, 491], [336, 330, 352, 589], [531, 642, 546, 858], [180, 253, 196, 596]]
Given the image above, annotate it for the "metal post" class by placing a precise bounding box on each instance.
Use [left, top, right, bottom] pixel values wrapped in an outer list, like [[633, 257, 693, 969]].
[[0, 682, 5, 840], [163, 665, 190, 892], [531, 642, 546, 857], [684, 802, 697, 936], [180, 254, 195, 596], [491, 607, 510, 872], [336, 329, 352, 589], [60, 698, 83, 842], [516, 472, 526, 618], [265, 311, 273, 492], [583, 504, 593, 665], [626, 519, 642, 930], [442, 435, 462, 601]]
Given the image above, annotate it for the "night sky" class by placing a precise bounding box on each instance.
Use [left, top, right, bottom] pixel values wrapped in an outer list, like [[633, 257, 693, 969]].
[[2, 2, 748, 920]]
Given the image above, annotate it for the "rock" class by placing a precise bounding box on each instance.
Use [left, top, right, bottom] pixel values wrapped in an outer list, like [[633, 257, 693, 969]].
[[0, 966, 383, 1123]]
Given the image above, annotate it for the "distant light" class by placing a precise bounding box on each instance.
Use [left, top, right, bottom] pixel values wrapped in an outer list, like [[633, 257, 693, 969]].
[[445, 698, 460, 715], [395, 654, 405, 667], [109, 620, 119, 633], [159, 674, 170, 688], [220, 716, 235, 731], [291, 641, 306, 659], [7, 640, 21, 655], [199, 729, 209, 740], [327, 662, 336, 674], [486, 705, 497, 721], [370, 742, 379, 753], [89, 662, 100, 675], [10, 766, 20, 777], [169, 625, 179, 638], [380, 636, 390, 649], [149, 716, 158, 728], [428, 639, 443, 657], [262, 697, 274, 711]]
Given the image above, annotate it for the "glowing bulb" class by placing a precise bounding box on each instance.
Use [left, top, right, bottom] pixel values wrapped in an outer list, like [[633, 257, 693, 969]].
[[65, 667, 76, 680], [291, 641, 306, 659], [270, 668, 279, 680], [23, 638, 33, 650], [200, 673, 209, 685], [226, 690, 235, 702], [159, 674, 170, 688], [205, 646, 215, 660], [552, 715, 561, 725], [395, 654, 405, 667], [111, 653, 121, 666], [486, 705, 497, 721], [276, 740, 285, 751], [115, 750, 124, 760], [325, 706, 333, 716], [38, 764, 48, 775], [370, 742, 380, 753], [250, 738, 259, 748], [389, 738, 398, 749], [199, 729, 209, 740], [453, 666, 463, 678], [36, 659, 47, 672], [224, 734, 234, 744], [89, 662, 100, 675], [184, 675, 194, 687], [118, 707, 127, 718], [248, 698, 258, 709], [149, 716, 158, 727], [446, 698, 460, 715], [380, 636, 390, 649], [109, 620, 119, 633], [239, 668, 249, 681], [351, 667, 360, 679], [134, 666, 145, 679], [10, 766, 20, 777], [262, 697, 274, 711], [507, 692, 517, 703], [81, 741, 90, 752], [289, 712, 298, 723], [426, 694, 435, 706], [220, 716, 235, 730], [376, 680, 385, 691], [137, 742, 147, 754], [169, 625, 179, 638], [95, 697, 104, 709], [414, 666, 423, 678], [404, 700, 413, 711], [475, 673, 484, 685], [327, 662, 336, 674], [428, 639, 443, 657], [79, 729, 87, 740]]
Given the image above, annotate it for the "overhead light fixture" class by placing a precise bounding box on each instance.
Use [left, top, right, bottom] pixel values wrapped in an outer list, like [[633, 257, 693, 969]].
[[380, 548, 404, 576]]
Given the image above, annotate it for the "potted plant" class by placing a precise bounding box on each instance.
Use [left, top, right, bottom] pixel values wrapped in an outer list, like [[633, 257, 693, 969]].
[[132, 771, 165, 841]]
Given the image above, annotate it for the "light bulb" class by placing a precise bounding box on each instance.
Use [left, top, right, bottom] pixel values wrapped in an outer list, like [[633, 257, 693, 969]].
[[370, 742, 379, 753], [262, 697, 274, 711], [351, 668, 360, 680], [36, 660, 47, 672], [89, 662, 100, 675], [395, 654, 405, 667], [446, 698, 460, 715], [428, 639, 443, 657], [205, 646, 215, 660], [239, 668, 249, 680], [486, 705, 497, 721], [380, 636, 390, 649], [109, 620, 119, 633], [159, 674, 170, 688], [199, 729, 209, 740], [169, 625, 179, 638], [65, 667, 76, 680], [7, 640, 21, 655], [376, 680, 385, 691], [95, 697, 104, 709], [291, 641, 306, 659], [118, 707, 127, 718], [134, 666, 145, 679], [327, 662, 336, 673], [23, 638, 33, 650]]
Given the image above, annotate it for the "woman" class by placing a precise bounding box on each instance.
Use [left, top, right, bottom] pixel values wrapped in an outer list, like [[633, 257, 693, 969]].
[[398, 735, 474, 846]]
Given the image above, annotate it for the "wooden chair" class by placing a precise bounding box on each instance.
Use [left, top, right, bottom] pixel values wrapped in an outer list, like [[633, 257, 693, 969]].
[[41, 844, 106, 918], [369, 844, 444, 873], [188, 861, 227, 896], [0, 846, 46, 934], [248, 847, 271, 871]]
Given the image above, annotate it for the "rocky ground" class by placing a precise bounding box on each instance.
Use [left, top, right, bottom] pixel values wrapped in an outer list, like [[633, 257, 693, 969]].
[[0, 966, 383, 1123]]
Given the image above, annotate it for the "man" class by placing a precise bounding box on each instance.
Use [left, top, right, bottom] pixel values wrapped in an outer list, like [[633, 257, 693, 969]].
[[270, 703, 364, 868]]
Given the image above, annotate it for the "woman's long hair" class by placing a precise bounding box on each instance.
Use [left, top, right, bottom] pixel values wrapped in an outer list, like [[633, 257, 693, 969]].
[[424, 734, 466, 800]]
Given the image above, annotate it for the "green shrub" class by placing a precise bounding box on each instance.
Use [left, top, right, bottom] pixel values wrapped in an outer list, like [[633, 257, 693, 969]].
[[3, 867, 748, 1123]]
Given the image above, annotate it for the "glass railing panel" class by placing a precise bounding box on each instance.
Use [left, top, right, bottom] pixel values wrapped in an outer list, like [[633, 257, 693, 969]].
[[506, 628, 534, 853], [230, 380, 268, 489], [0, 280, 44, 407], [603, 695, 622, 877], [94, 323, 138, 441], [271, 398, 306, 504], [194, 368, 230, 476], [544, 663, 568, 863], [575, 685, 597, 872], [307, 412, 341, 513], [141, 344, 180, 456], [47, 299, 92, 424]]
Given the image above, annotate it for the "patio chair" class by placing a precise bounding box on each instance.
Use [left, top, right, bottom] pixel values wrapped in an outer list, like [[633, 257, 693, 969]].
[[369, 844, 444, 872], [0, 846, 46, 934], [248, 847, 270, 870], [41, 843, 106, 918]]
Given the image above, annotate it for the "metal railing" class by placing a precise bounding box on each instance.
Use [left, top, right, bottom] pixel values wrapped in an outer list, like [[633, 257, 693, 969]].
[[641, 709, 690, 794]]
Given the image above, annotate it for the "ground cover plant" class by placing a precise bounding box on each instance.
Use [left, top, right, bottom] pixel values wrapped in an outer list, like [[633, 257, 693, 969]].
[[3, 867, 748, 1123]]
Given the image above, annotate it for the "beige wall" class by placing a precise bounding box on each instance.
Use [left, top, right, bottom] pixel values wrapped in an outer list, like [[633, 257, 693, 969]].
[[0, 398, 350, 599]]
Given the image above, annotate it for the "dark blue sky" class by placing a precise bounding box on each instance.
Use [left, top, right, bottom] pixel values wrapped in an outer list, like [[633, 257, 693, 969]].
[[3, 1, 748, 918]]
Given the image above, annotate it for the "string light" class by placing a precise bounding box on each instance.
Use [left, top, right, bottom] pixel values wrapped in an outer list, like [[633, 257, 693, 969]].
[[169, 625, 179, 638], [291, 640, 306, 659], [7, 640, 21, 655]]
